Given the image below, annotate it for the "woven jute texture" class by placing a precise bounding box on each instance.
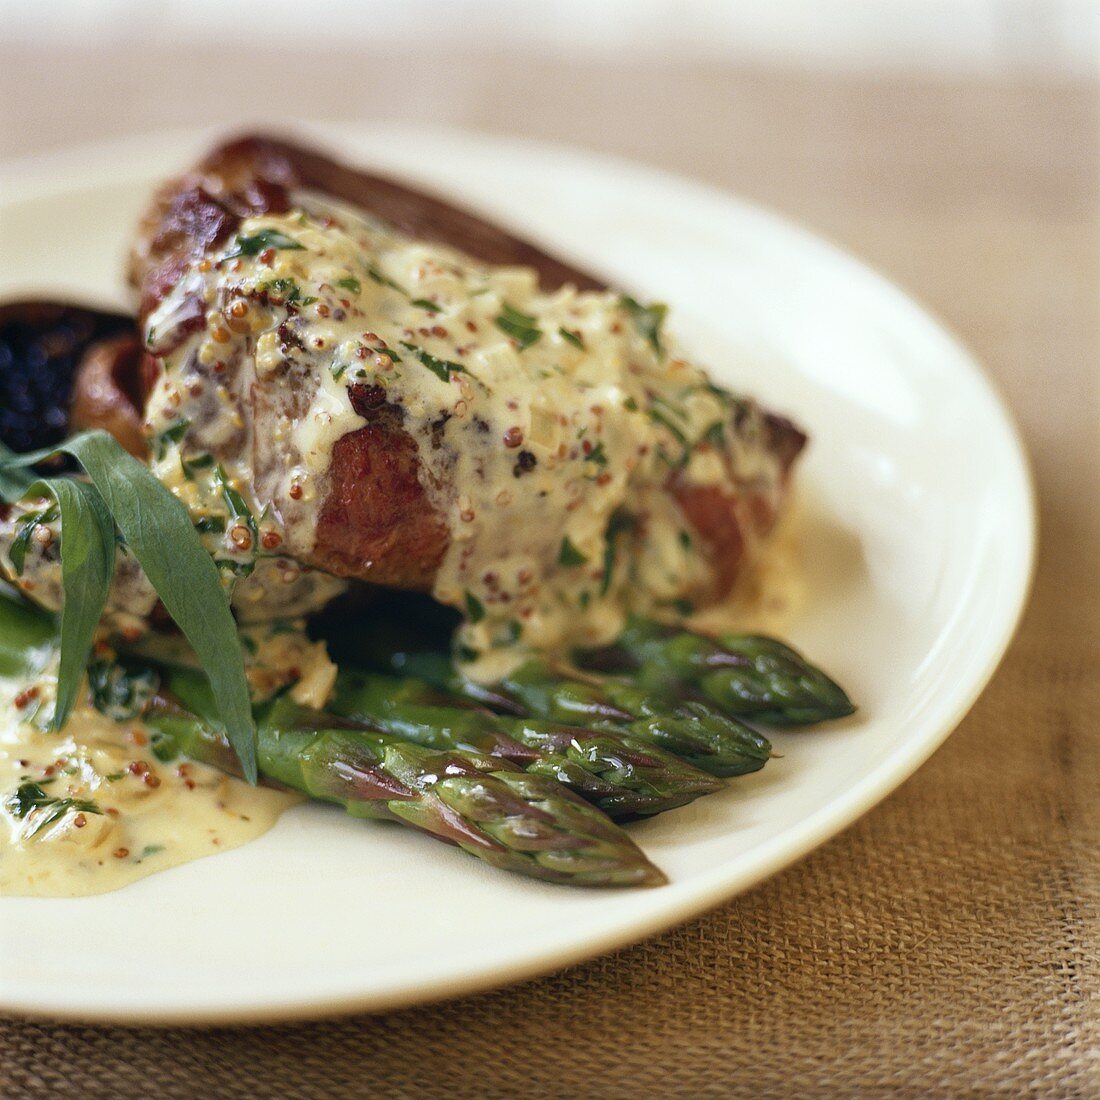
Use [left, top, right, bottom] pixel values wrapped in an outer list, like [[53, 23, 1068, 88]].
[[2, 65, 1097, 1098]]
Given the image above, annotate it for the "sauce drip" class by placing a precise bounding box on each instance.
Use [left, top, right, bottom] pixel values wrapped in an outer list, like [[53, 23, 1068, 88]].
[[0, 678, 298, 898]]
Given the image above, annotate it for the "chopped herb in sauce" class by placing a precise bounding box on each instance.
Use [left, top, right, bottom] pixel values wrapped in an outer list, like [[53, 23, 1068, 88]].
[[496, 303, 542, 350], [410, 298, 442, 314], [399, 342, 466, 383], [87, 659, 159, 722], [585, 442, 608, 471], [213, 465, 257, 544], [227, 229, 304, 258], [601, 510, 634, 596], [648, 396, 692, 465], [366, 265, 405, 293], [558, 537, 589, 567], [261, 278, 302, 303], [464, 591, 486, 623], [153, 418, 191, 462], [180, 452, 215, 480], [194, 515, 226, 535], [7, 781, 102, 837], [335, 276, 362, 295], [216, 558, 256, 578], [620, 296, 668, 355], [558, 326, 585, 350]]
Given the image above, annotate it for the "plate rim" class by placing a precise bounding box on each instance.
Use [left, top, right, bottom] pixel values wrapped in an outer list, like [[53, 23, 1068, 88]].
[[0, 125, 1037, 1025]]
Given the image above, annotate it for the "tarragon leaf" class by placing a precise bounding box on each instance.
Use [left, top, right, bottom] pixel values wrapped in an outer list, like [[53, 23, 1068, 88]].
[[26, 478, 116, 731], [0, 583, 57, 680], [0, 433, 257, 782]]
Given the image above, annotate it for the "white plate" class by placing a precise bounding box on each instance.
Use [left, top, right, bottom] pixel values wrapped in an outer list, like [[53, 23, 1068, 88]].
[[0, 126, 1034, 1024]]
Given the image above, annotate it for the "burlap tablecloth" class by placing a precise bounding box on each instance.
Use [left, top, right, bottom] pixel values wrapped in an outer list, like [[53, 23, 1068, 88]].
[[2, 65, 1097, 1097]]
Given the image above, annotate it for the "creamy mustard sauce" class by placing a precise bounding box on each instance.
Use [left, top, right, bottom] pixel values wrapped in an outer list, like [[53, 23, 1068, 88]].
[[142, 195, 787, 679], [0, 674, 298, 898], [690, 496, 806, 639]]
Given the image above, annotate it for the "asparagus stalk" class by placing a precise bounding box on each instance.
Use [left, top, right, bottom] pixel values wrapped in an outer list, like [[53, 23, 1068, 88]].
[[331, 670, 722, 818], [587, 616, 855, 726], [381, 650, 772, 778], [147, 674, 665, 888]]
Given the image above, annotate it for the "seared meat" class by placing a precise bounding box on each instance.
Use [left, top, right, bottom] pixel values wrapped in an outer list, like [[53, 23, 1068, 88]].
[[128, 135, 805, 613]]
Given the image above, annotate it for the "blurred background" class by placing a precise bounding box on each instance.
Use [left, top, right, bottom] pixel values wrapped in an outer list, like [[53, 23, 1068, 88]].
[[1, 1, 1096, 160]]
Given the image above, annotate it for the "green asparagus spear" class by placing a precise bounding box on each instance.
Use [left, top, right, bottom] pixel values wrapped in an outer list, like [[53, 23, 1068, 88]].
[[331, 669, 722, 817], [148, 672, 665, 888], [589, 616, 855, 726], [380, 650, 771, 778]]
